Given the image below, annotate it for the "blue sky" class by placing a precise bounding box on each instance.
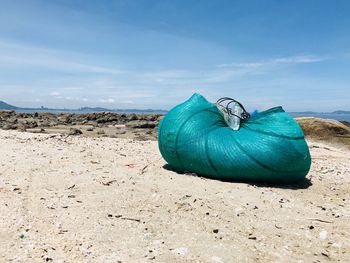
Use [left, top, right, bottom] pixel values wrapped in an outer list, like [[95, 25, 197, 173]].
[[0, 0, 349, 111]]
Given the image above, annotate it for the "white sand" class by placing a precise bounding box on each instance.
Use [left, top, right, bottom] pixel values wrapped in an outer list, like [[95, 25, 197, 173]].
[[0, 130, 349, 262]]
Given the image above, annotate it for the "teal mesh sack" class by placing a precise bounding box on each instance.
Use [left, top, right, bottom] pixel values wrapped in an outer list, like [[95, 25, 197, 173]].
[[158, 93, 311, 183]]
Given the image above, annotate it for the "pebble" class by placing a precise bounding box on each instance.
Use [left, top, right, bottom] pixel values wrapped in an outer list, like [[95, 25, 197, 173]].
[[319, 230, 328, 239]]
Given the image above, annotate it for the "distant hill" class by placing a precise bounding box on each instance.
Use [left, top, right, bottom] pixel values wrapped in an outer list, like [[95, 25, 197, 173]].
[[332, 110, 350, 114], [79, 107, 111, 112], [289, 111, 317, 114], [0, 101, 19, 110], [291, 110, 350, 115], [0, 100, 167, 114], [78, 107, 167, 114], [114, 108, 168, 114]]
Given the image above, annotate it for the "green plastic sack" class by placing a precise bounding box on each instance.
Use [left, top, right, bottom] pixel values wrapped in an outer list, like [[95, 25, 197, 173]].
[[158, 93, 311, 183]]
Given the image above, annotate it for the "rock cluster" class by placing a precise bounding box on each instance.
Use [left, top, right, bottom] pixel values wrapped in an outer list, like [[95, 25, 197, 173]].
[[0, 110, 163, 140], [2, 111, 349, 145]]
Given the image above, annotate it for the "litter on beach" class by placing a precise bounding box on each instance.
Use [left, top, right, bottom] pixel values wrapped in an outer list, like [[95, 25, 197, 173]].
[[158, 93, 311, 183]]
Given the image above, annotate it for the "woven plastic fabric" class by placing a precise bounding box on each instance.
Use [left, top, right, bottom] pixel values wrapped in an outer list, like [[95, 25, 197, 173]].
[[158, 93, 311, 183]]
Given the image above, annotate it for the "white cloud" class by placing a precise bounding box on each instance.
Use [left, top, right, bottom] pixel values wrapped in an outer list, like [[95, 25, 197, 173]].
[[59, 96, 91, 102], [216, 55, 327, 69], [119, 100, 134, 104], [99, 98, 115, 104], [216, 62, 263, 69], [271, 55, 325, 64], [205, 55, 330, 83], [50, 91, 61, 96], [0, 40, 122, 74], [0, 54, 122, 74]]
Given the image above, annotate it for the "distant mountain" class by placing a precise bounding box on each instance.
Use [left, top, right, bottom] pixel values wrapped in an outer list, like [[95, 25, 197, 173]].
[[290, 110, 350, 115], [79, 107, 113, 112], [289, 111, 317, 114], [332, 110, 350, 114], [0, 100, 167, 114], [0, 101, 19, 110], [114, 108, 168, 114], [79, 107, 168, 114]]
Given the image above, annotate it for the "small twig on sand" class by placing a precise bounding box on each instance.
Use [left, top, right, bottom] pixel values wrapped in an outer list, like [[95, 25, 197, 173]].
[[121, 217, 141, 223], [140, 157, 162, 175], [141, 164, 149, 174], [307, 218, 333, 223], [67, 184, 76, 190], [100, 180, 118, 186]]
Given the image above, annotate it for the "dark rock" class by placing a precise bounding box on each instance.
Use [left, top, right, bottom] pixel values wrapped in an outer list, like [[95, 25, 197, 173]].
[[146, 114, 159, 121], [127, 121, 157, 129], [58, 114, 72, 124], [7, 117, 18, 124], [134, 135, 148, 141], [119, 114, 127, 122], [341, 121, 350, 127], [17, 125, 27, 132], [116, 129, 127, 135], [38, 120, 50, 127], [128, 114, 138, 121], [87, 121, 98, 127], [27, 121, 38, 129], [2, 124, 13, 130], [68, 128, 83, 136], [39, 112, 56, 120]]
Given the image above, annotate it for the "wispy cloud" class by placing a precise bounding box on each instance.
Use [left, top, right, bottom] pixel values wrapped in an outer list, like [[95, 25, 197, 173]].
[[0, 40, 339, 110], [0, 40, 122, 74], [0, 40, 329, 88], [216, 55, 328, 69], [271, 55, 325, 63]]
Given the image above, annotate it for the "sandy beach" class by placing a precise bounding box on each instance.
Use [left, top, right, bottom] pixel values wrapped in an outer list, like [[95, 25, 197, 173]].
[[0, 129, 349, 262]]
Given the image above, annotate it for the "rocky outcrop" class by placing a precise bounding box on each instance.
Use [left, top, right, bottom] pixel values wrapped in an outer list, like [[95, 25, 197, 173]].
[[0, 111, 162, 129], [296, 117, 350, 148], [3, 111, 348, 144], [0, 110, 162, 140], [296, 117, 350, 138]]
